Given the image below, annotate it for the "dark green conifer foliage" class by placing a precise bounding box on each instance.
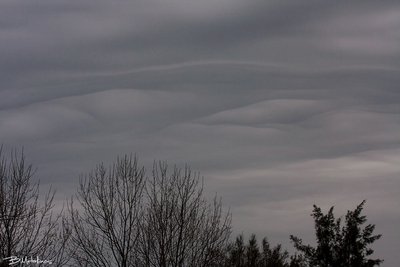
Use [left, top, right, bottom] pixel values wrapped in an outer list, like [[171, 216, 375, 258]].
[[290, 201, 382, 267], [224, 235, 298, 267], [246, 234, 260, 267], [228, 235, 246, 267], [261, 238, 289, 267]]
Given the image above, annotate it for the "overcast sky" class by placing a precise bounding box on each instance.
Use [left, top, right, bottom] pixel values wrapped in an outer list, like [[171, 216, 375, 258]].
[[1, 0, 399, 265]]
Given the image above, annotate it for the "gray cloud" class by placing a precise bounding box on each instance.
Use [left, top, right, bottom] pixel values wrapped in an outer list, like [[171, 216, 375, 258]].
[[1, 1, 400, 266]]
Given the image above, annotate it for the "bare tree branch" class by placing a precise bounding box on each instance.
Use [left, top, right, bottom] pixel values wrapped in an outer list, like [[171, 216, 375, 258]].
[[140, 162, 231, 267], [66, 155, 145, 267], [0, 146, 69, 267]]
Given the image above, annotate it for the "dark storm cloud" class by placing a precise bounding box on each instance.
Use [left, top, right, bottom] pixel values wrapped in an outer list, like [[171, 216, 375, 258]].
[[1, 0, 400, 265]]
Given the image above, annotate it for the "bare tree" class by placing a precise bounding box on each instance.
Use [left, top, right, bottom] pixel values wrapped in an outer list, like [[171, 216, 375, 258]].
[[66, 155, 146, 267], [0, 147, 69, 267], [140, 162, 231, 267], [66, 156, 231, 267]]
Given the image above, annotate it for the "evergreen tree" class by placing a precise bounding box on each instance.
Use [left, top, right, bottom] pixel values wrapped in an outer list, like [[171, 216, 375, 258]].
[[290, 201, 382, 267], [246, 234, 260, 267], [227, 235, 246, 267], [261, 238, 289, 267], [224, 234, 298, 267], [289, 254, 307, 267]]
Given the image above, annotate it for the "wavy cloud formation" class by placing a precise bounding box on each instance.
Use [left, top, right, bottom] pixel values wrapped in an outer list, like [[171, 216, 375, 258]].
[[1, 1, 399, 265]]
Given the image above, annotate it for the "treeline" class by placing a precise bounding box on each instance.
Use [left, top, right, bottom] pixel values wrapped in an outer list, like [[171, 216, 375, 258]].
[[0, 148, 382, 267], [222, 198, 382, 267], [222, 234, 305, 267]]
